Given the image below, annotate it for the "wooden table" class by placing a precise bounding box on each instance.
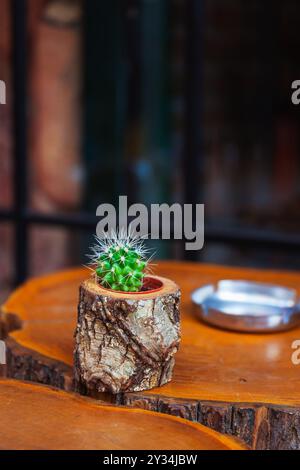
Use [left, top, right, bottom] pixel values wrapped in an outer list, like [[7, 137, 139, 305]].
[[2, 261, 300, 449], [0, 379, 245, 450]]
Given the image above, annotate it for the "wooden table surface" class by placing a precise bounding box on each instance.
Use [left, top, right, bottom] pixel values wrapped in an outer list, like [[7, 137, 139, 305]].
[[0, 379, 245, 450], [2, 261, 300, 449]]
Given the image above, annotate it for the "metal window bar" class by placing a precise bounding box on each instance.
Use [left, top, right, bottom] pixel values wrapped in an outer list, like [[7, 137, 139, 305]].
[[1, 0, 299, 286], [12, 0, 28, 285]]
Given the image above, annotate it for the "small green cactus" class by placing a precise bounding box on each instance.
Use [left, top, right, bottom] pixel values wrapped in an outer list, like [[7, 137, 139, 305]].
[[90, 232, 150, 292]]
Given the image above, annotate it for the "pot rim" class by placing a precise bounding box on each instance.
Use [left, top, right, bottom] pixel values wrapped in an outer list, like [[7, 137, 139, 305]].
[[98, 276, 164, 295]]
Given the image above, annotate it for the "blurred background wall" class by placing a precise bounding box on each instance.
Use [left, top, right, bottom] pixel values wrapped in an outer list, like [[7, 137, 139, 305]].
[[0, 0, 300, 300]]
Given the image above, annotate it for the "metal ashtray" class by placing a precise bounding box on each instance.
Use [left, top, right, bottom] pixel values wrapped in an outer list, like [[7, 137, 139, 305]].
[[191, 280, 300, 333]]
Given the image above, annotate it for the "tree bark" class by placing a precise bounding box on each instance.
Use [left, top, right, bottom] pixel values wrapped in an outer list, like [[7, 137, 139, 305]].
[[74, 276, 181, 394]]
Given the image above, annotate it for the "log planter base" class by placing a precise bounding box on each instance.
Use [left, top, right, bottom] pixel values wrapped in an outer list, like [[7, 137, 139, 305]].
[[74, 276, 181, 394], [2, 262, 300, 449]]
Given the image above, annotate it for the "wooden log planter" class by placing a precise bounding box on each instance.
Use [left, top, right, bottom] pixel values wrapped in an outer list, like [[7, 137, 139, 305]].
[[2, 262, 300, 449], [74, 276, 181, 394]]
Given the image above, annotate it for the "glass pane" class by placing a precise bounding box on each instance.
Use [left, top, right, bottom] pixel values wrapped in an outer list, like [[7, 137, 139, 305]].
[[84, 0, 185, 258], [0, 223, 14, 302], [29, 226, 82, 276], [201, 1, 300, 238], [28, 0, 84, 216], [24, 1, 186, 216], [0, 0, 13, 209], [26, 0, 186, 260]]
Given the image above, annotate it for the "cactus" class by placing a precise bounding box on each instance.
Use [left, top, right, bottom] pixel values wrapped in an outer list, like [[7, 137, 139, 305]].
[[90, 232, 150, 292]]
